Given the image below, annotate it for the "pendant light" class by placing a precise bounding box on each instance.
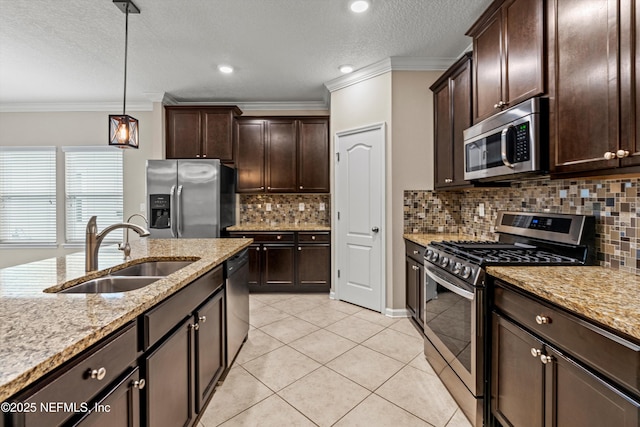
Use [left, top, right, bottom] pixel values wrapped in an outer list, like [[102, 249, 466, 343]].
[[109, 0, 140, 149]]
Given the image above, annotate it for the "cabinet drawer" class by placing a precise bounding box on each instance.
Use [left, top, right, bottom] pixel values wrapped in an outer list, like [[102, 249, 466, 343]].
[[405, 240, 426, 263], [143, 265, 223, 349], [11, 322, 138, 427], [230, 232, 295, 243], [494, 281, 640, 396], [298, 232, 330, 243]]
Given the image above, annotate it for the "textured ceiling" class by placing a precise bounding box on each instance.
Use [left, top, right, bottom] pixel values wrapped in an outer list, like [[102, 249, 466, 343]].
[[0, 0, 492, 108]]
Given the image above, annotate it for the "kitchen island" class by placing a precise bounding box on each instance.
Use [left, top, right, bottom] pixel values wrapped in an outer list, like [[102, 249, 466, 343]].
[[0, 237, 252, 403]]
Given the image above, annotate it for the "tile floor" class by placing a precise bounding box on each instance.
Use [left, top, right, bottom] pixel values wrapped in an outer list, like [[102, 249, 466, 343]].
[[198, 293, 471, 427]]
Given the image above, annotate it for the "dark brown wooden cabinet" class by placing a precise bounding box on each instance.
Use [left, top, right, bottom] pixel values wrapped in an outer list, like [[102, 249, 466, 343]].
[[491, 280, 640, 427], [549, 0, 640, 176], [404, 240, 425, 330], [165, 106, 242, 162], [430, 52, 472, 189], [235, 117, 329, 194], [467, 0, 545, 123], [229, 231, 330, 292]]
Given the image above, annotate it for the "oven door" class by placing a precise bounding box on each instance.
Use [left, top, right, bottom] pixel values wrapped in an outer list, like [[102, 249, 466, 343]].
[[423, 263, 483, 396]]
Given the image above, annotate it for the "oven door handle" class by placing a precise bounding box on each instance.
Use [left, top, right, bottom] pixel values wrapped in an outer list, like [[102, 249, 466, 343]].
[[425, 267, 474, 300], [501, 125, 515, 168]]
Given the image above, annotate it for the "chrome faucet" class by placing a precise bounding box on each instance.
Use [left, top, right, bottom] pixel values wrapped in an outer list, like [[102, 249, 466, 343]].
[[119, 213, 149, 261], [85, 215, 150, 272]]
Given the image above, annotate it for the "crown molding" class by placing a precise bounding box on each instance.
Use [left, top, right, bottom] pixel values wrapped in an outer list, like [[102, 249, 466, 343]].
[[0, 101, 154, 113], [162, 97, 329, 111], [324, 56, 459, 92]]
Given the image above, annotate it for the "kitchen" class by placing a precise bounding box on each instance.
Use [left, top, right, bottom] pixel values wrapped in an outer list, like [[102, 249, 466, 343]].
[[1, 0, 640, 426]]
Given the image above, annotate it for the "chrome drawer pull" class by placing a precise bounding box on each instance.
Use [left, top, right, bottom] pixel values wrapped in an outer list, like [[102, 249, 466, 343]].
[[535, 315, 550, 325], [530, 348, 541, 357], [132, 379, 146, 389], [540, 354, 554, 364], [89, 367, 107, 381]]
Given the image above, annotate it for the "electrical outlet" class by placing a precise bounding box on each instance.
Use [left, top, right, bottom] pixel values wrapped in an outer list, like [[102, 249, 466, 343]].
[[478, 203, 485, 217], [140, 203, 146, 213], [319, 202, 325, 211], [299, 203, 305, 211], [266, 203, 272, 211]]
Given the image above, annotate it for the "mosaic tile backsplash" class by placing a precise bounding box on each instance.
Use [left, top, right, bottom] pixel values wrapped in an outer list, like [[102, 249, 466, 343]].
[[404, 177, 640, 274], [239, 194, 331, 225]]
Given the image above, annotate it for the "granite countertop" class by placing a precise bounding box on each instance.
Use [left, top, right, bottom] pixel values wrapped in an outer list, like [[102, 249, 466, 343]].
[[488, 266, 640, 343], [228, 223, 331, 232], [0, 238, 252, 402]]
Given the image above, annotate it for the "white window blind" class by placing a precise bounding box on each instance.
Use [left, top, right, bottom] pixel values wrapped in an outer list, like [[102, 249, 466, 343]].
[[0, 147, 57, 245], [64, 147, 124, 243]]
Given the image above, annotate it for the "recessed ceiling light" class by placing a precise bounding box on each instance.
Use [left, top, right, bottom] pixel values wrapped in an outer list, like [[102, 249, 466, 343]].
[[339, 65, 354, 74], [218, 65, 234, 74], [350, 0, 370, 13]]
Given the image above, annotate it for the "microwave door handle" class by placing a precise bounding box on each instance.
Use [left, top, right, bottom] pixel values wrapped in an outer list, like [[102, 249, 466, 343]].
[[501, 126, 515, 168], [425, 267, 474, 300]]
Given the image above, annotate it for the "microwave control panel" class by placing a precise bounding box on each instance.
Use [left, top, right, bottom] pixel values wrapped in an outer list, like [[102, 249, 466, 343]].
[[513, 123, 530, 163]]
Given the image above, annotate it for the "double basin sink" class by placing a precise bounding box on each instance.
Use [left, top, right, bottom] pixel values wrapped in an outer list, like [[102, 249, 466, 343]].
[[58, 260, 194, 294]]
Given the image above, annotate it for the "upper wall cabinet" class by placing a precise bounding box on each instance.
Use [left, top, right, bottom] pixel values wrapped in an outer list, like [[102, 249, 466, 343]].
[[548, 0, 640, 176], [165, 106, 243, 162], [235, 117, 329, 194], [467, 0, 545, 124], [430, 52, 473, 190]]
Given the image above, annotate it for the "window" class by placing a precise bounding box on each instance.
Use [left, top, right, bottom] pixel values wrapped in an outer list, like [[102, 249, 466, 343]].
[[64, 147, 124, 244], [0, 147, 57, 246]]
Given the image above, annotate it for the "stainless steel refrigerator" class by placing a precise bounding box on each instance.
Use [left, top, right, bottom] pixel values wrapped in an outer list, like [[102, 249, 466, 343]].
[[146, 159, 235, 238]]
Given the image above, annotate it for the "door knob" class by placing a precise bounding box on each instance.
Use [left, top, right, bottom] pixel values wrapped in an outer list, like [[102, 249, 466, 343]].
[[372, 227, 379, 233]]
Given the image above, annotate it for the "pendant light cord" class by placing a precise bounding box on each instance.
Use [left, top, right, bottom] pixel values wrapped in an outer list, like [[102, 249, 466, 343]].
[[122, 1, 129, 115]]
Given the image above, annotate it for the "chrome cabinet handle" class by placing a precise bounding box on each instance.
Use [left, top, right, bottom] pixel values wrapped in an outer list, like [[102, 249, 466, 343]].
[[298, 246, 302, 251], [604, 151, 616, 160], [412, 265, 419, 271], [540, 354, 554, 364], [277, 235, 281, 240], [617, 150, 630, 158], [300, 186, 303, 189], [202, 154, 207, 158], [535, 315, 550, 325], [198, 316, 206, 323], [132, 379, 146, 389], [189, 323, 199, 331], [311, 236, 316, 240], [413, 250, 419, 255], [89, 367, 107, 381], [493, 100, 508, 109], [444, 178, 453, 183], [372, 227, 379, 233], [196, 154, 200, 158], [530, 348, 542, 357]]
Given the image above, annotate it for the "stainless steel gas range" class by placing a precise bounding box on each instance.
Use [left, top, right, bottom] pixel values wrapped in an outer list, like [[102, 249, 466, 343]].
[[422, 211, 595, 426]]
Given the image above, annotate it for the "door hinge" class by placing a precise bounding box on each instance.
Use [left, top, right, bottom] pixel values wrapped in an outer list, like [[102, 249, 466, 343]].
[[337, 212, 340, 220], [336, 152, 340, 162], [337, 269, 340, 278]]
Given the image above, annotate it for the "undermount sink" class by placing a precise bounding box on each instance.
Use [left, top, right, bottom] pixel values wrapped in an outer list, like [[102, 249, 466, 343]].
[[59, 276, 161, 294], [110, 260, 194, 277]]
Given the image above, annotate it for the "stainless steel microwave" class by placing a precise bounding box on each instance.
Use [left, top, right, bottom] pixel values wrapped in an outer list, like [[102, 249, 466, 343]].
[[463, 97, 547, 181]]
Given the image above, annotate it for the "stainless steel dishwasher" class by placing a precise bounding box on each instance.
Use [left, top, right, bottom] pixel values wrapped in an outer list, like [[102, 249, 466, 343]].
[[225, 248, 249, 368]]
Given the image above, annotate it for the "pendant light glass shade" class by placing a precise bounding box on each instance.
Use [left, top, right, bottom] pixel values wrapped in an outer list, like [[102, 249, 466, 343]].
[[109, 114, 139, 148]]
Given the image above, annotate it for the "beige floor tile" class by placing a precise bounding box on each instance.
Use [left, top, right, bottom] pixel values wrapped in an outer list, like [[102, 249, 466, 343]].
[[362, 327, 423, 363], [376, 365, 459, 427], [278, 366, 370, 427], [242, 345, 321, 391], [324, 315, 386, 343], [234, 329, 284, 365], [269, 296, 326, 315], [388, 317, 424, 339], [325, 298, 365, 315], [446, 409, 473, 427], [293, 304, 350, 328], [250, 293, 297, 305], [326, 345, 404, 391], [199, 366, 273, 426], [353, 308, 400, 327], [249, 305, 290, 328], [249, 298, 266, 311], [219, 395, 315, 427], [334, 393, 431, 427], [259, 316, 319, 344], [294, 292, 331, 303], [289, 329, 356, 364], [408, 353, 437, 376]]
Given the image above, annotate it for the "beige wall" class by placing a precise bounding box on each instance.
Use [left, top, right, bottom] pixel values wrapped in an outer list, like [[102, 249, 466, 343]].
[[0, 104, 164, 268], [330, 70, 440, 313]]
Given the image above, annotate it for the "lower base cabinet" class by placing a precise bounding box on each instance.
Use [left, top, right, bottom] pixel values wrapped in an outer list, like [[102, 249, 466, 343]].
[[404, 240, 425, 330]]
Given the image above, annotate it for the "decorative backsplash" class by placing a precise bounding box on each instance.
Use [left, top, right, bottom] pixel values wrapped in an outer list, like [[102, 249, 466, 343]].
[[405, 177, 640, 274], [239, 194, 331, 225]]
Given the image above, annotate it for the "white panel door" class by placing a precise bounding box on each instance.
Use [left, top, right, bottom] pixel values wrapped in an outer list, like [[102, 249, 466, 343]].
[[335, 123, 385, 312]]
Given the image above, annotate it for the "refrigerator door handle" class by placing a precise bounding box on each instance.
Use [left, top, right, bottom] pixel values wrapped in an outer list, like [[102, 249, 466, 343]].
[[176, 185, 184, 237], [170, 185, 177, 238]]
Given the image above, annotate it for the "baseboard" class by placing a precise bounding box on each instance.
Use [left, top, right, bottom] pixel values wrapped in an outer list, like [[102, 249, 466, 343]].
[[385, 308, 410, 318]]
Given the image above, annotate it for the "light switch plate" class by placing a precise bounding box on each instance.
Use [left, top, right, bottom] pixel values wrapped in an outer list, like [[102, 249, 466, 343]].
[[299, 203, 305, 211], [140, 203, 146, 213], [319, 202, 325, 211], [266, 203, 272, 211], [478, 203, 485, 217]]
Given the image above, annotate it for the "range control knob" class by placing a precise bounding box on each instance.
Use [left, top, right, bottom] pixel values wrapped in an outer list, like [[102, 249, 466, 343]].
[[461, 266, 472, 279], [452, 262, 462, 275], [425, 249, 433, 259], [440, 257, 449, 267], [430, 252, 439, 262]]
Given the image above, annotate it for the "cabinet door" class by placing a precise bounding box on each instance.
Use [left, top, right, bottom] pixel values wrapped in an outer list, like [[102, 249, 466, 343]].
[[405, 257, 419, 319], [145, 318, 194, 427], [549, 0, 620, 174], [195, 290, 225, 414], [472, 8, 503, 123], [503, 0, 544, 107], [297, 119, 329, 193], [76, 368, 141, 427], [263, 244, 295, 286], [450, 58, 472, 186], [491, 313, 545, 427], [247, 244, 262, 287], [202, 110, 234, 162], [266, 120, 297, 193], [620, 0, 640, 167], [235, 120, 266, 192], [297, 244, 330, 289], [166, 109, 202, 159], [416, 262, 424, 326], [433, 80, 453, 188]]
